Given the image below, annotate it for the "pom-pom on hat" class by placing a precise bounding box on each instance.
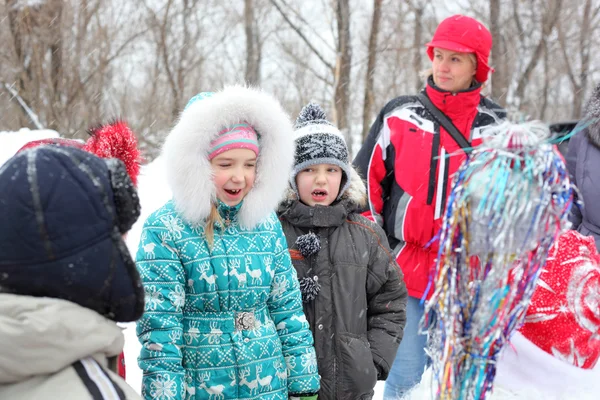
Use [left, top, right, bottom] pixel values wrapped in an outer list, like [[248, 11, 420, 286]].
[[84, 120, 142, 186], [291, 102, 351, 199]]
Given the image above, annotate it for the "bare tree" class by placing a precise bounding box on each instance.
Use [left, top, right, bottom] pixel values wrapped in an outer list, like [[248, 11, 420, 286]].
[[3, 0, 600, 162], [362, 0, 383, 139], [513, 0, 562, 108], [408, 2, 425, 93], [269, 0, 352, 141], [557, 0, 597, 118], [245, 0, 261, 85], [2, 0, 149, 136], [539, 38, 550, 120], [489, 0, 509, 105], [143, 0, 203, 119], [333, 0, 352, 137]]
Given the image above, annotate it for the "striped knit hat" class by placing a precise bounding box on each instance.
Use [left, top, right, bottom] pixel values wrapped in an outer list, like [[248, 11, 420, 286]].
[[291, 102, 351, 199], [185, 92, 260, 160]]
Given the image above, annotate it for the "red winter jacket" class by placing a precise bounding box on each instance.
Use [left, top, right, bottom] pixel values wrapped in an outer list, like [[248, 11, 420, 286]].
[[353, 77, 505, 299]]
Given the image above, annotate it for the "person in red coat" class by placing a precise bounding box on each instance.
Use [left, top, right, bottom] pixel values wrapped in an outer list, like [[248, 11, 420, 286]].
[[18, 120, 141, 381], [353, 14, 506, 398]]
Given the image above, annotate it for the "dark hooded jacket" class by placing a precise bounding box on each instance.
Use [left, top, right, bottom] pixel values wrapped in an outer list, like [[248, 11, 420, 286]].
[[278, 168, 408, 400], [566, 86, 600, 251]]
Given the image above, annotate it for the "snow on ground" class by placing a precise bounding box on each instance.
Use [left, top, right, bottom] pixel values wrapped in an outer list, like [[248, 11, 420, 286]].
[[0, 128, 59, 166], [123, 156, 171, 394]]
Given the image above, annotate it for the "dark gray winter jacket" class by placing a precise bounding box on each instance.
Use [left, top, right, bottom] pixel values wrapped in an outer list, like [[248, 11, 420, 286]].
[[277, 168, 408, 400], [566, 92, 600, 251]]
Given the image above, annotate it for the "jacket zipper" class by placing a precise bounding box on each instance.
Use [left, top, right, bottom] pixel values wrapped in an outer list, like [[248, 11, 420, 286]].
[[223, 207, 231, 227], [426, 127, 440, 205], [325, 229, 338, 400]]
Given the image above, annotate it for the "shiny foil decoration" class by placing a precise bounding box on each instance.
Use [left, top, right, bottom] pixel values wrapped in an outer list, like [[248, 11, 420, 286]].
[[424, 122, 574, 400], [520, 230, 600, 369]]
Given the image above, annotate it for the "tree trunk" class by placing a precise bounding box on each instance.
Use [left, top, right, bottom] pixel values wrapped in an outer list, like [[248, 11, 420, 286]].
[[7, 0, 31, 128], [574, 0, 592, 117], [514, 0, 562, 108], [362, 0, 382, 140], [244, 0, 260, 85], [333, 0, 352, 144], [489, 0, 507, 105], [412, 5, 424, 92], [539, 39, 549, 120], [49, 0, 64, 131]]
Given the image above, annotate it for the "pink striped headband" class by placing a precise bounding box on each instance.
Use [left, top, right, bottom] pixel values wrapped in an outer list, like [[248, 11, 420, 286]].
[[208, 123, 260, 160]]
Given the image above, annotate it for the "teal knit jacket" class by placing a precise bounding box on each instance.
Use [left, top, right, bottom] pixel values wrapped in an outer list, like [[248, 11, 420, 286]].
[[136, 201, 320, 400]]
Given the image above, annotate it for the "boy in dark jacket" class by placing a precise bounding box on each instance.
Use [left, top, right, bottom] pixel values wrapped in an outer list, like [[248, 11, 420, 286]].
[[278, 103, 408, 400]]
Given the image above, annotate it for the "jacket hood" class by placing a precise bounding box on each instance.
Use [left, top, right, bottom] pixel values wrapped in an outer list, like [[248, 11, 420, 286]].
[[583, 84, 600, 148], [162, 85, 295, 229], [0, 294, 124, 384]]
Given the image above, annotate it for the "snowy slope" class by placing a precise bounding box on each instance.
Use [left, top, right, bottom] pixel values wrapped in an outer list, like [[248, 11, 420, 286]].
[[123, 156, 171, 394]]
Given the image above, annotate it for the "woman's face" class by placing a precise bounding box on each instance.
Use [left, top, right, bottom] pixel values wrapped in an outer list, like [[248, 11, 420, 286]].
[[432, 48, 477, 93]]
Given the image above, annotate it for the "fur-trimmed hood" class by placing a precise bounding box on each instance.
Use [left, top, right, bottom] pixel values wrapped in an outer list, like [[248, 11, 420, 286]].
[[280, 164, 367, 210], [162, 86, 295, 228], [583, 84, 600, 148]]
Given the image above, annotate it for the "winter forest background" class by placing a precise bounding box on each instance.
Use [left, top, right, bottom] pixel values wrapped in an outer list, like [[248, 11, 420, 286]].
[[0, 0, 596, 160]]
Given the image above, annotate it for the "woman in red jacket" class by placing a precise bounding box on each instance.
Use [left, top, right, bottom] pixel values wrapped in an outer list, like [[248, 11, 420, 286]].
[[353, 14, 506, 399]]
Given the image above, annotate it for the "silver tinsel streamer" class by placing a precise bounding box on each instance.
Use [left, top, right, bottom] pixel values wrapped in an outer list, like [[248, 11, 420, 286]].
[[424, 121, 574, 400]]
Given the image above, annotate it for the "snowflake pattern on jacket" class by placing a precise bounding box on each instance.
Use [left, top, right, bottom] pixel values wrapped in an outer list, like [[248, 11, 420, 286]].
[[136, 200, 320, 400]]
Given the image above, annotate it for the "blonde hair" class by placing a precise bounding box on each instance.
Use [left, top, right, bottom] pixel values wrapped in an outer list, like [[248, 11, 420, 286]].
[[204, 203, 223, 250]]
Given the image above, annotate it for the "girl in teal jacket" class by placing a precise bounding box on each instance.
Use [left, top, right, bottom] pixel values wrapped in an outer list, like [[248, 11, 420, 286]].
[[136, 86, 320, 400]]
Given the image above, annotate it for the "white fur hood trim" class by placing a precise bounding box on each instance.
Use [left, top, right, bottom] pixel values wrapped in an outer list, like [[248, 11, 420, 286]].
[[162, 86, 295, 228]]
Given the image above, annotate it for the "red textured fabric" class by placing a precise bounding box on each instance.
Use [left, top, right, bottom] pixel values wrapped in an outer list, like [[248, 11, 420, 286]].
[[18, 121, 141, 186], [117, 351, 126, 379], [18, 138, 84, 152], [426, 14, 494, 83], [84, 121, 141, 186], [520, 230, 600, 369]]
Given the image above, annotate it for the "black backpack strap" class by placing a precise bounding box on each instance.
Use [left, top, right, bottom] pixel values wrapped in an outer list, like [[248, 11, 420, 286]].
[[417, 92, 472, 150], [73, 357, 126, 400]]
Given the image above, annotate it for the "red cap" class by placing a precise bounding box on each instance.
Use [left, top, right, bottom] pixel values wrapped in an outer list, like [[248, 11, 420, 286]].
[[17, 121, 141, 186], [520, 230, 600, 369], [18, 138, 84, 152], [426, 14, 494, 83]]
